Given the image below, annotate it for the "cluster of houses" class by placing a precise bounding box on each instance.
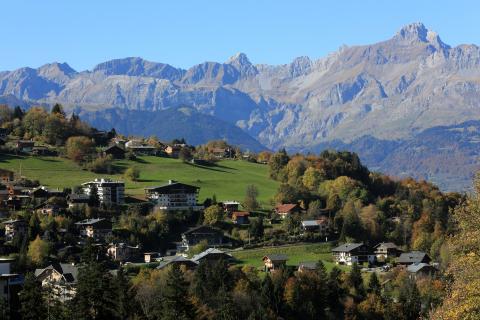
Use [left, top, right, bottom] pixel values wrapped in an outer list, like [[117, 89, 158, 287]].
[[331, 242, 438, 278]]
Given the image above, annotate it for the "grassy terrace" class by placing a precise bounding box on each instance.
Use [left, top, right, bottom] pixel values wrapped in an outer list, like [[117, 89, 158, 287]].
[[0, 154, 279, 206], [230, 243, 350, 272]]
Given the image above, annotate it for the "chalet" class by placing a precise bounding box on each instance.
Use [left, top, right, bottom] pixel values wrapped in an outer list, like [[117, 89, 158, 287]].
[[222, 201, 240, 214], [29, 186, 50, 200], [35, 203, 63, 215], [35, 263, 78, 302], [0, 169, 14, 184], [263, 254, 288, 272], [297, 261, 319, 273], [32, 146, 56, 156], [232, 211, 250, 225], [374, 242, 402, 261], [181, 225, 229, 252], [125, 140, 157, 155], [67, 193, 90, 208], [145, 180, 202, 211], [397, 251, 431, 266], [212, 147, 229, 158], [274, 203, 301, 219], [192, 248, 233, 263], [2, 219, 27, 241], [107, 243, 140, 262], [103, 144, 126, 159], [164, 145, 181, 158], [75, 218, 112, 241], [82, 178, 125, 206], [301, 217, 329, 236], [406, 263, 438, 279], [331, 243, 375, 266], [156, 255, 198, 270], [144, 252, 162, 263], [15, 140, 34, 153]]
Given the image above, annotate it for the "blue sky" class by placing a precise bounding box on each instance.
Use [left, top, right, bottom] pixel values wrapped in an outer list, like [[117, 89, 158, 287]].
[[1, 0, 479, 71]]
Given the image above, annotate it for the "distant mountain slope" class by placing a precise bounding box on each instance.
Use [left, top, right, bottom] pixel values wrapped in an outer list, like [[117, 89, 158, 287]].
[[80, 106, 267, 152], [1, 22, 480, 190]]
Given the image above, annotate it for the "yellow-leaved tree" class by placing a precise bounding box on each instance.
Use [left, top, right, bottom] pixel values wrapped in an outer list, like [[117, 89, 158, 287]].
[[431, 176, 480, 319]]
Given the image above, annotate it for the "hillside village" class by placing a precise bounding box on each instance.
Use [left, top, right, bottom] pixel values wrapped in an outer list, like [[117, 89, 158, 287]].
[[0, 104, 465, 319]]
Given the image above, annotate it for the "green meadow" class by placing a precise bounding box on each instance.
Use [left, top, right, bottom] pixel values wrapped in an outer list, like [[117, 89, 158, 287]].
[[0, 155, 279, 206], [230, 243, 349, 272]]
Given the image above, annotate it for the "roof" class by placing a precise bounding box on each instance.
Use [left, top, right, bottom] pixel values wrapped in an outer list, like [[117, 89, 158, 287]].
[[104, 144, 125, 152], [145, 181, 199, 193], [156, 255, 198, 270], [35, 263, 78, 284], [82, 178, 124, 186], [331, 243, 365, 252], [2, 219, 26, 224], [298, 261, 318, 270], [263, 254, 288, 262], [223, 201, 240, 205], [275, 203, 299, 213], [374, 242, 399, 249], [68, 194, 91, 202], [75, 218, 110, 226], [192, 248, 232, 262], [232, 211, 250, 217], [407, 263, 437, 273], [182, 225, 223, 235], [301, 220, 327, 227], [397, 251, 430, 264]]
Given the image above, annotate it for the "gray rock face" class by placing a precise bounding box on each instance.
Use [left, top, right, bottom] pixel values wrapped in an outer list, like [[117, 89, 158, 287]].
[[1, 22, 480, 190]]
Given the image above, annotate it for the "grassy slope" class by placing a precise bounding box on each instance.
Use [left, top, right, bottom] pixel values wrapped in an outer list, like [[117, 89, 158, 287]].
[[0, 155, 279, 206], [231, 243, 350, 272]]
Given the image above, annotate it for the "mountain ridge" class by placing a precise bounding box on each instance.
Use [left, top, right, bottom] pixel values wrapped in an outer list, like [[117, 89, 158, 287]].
[[1, 22, 480, 190]]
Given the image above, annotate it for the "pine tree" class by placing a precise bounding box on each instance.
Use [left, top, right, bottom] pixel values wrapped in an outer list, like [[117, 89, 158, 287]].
[[73, 261, 115, 320], [348, 263, 366, 299], [112, 267, 136, 319], [398, 278, 421, 320], [162, 264, 194, 320], [368, 272, 381, 296], [51, 103, 66, 117], [19, 273, 46, 320]]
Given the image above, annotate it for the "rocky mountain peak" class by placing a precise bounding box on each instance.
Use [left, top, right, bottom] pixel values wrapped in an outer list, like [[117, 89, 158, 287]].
[[227, 52, 258, 77], [394, 22, 449, 49]]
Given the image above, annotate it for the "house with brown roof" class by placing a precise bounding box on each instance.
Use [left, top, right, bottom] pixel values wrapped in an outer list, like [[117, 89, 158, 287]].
[[103, 144, 126, 159], [301, 217, 330, 236], [263, 254, 288, 272], [75, 218, 112, 241], [107, 243, 140, 262], [374, 242, 403, 261], [397, 251, 431, 266], [332, 243, 375, 265], [274, 203, 301, 219], [232, 211, 250, 225]]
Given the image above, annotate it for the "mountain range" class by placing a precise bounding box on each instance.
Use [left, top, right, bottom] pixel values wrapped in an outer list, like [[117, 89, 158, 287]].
[[1, 22, 480, 191]]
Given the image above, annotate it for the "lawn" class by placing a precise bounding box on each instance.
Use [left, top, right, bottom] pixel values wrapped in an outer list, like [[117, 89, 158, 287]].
[[0, 154, 279, 206], [230, 243, 350, 272]]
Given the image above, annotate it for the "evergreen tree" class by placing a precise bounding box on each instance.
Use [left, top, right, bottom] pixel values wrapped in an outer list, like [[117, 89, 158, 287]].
[[327, 267, 345, 317], [19, 273, 46, 320], [73, 261, 115, 320], [13, 106, 24, 119], [51, 103, 66, 117], [398, 278, 421, 320], [368, 272, 381, 296], [162, 264, 194, 320], [112, 267, 136, 319], [347, 263, 366, 299]]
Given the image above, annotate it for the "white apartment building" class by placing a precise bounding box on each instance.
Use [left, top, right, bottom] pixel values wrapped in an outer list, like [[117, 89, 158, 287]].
[[145, 180, 203, 211], [82, 178, 124, 205]]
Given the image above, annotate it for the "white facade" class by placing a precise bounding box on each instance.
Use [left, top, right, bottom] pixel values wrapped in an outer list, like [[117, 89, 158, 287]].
[[82, 178, 124, 205], [145, 181, 202, 211]]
